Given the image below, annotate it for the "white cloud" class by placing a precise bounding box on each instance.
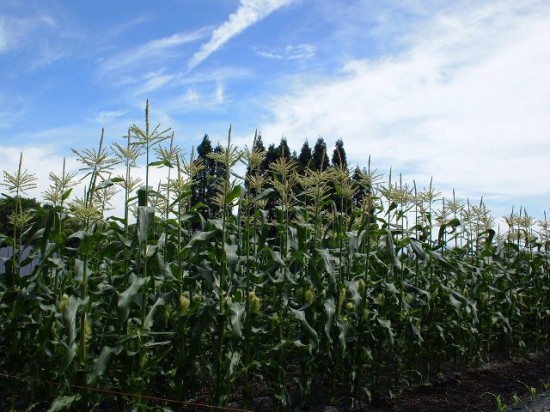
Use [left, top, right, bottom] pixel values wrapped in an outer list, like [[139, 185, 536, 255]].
[[0, 145, 81, 201], [285, 43, 315, 60], [0, 14, 62, 55], [260, 0, 550, 216], [185, 89, 199, 104], [178, 66, 251, 85], [256, 49, 283, 59], [216, 83, 225, 104], [257, 43, 316, 60], [89, 109, 128, 125], [101, 29, 208, 74], [108, 15, 151, 37], [164, 84, 232, 113], [136, 72, 175, 95], [188, 0, 296, 70], [0, 16, 25, 53], [0, 23, 7, 52]]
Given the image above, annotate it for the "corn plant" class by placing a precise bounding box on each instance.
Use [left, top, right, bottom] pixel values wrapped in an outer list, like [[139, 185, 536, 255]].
[[1, 103, 549, 411]]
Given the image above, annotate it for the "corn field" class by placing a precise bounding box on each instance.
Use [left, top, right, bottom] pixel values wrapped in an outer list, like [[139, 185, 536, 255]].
[[1, 103, 549, 411]]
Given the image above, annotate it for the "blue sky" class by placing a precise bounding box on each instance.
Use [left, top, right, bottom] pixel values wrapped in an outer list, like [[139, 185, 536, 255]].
[[1, 0, 549, 225]]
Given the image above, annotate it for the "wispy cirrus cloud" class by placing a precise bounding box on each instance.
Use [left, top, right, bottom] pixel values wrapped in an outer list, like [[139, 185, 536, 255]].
[[0, 15, 56, 53], [257, 43, 316, 60], [101, 28, 209, 74], [0, 12, 73, 68], [88, 109, 128, 125], [188, 0, 296, 71], [107, 14, 151, 37], [0, 22, 7, 52]]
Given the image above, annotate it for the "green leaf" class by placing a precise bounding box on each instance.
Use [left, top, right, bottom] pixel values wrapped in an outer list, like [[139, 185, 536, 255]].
[[86, 346, 116, 386], [290, 307, 319, 352], [224, 242, 239, 278], [224, 351, 241, 383], [118, 276, 147, 325], [323, 298, 336, 339], [148, 160, 172, 167], [96, 177, 123, 189], [229, 301, 246, 339], [403, 281, 430, 301], [61, 188, 73, 201], [143, 296, 166, 330], [383, 281, 399, 295], [377, 318, 395, 345], [346, 280, 362, 307], [386, 230, 400, 267], [74, 258, 92, 281], [62, 295, 87, 346], [137, 206, 155, 246], [47, 394, 82, 412], [386, 201, 398, 214], [409, 238, 426, 260], [252, 188, 274, 202], [449, 293, 462, 313], [347, 231, 363, 255], [317, 249, 336, 291], [224, 184, 242, 205], [185, 230, 216, 249], [494, 311, 511, 332], [410, 323, 424, 343], [336, 319, 348, 356]]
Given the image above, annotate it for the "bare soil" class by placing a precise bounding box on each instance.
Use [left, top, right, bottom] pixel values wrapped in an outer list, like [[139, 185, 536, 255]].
[[360, 352, 550, 412]]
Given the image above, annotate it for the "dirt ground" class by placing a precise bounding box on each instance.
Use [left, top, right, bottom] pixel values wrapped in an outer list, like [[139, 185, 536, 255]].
[[360, 352, 550, 412]]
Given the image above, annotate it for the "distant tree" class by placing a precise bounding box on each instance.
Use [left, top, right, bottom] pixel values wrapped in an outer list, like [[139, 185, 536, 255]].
[[312, 138, 329, 171], [192, 134, 214, 217], [254, 134, 266, 154], [261, 143, 282, 221], [277, 138, 292, 161], [262, 143, 279, 172], [297, 140, 312, 174], [245, 133, 266, 187], [210, 143, 227, 218], [329, 139, 351, 213], [331, 138, 348, 168]]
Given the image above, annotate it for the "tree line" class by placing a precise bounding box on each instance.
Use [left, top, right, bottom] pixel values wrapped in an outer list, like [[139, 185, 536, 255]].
[[190, 134, 371, 220]]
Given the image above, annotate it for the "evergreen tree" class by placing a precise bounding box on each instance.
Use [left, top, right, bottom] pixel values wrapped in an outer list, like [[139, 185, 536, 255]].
[[209, 143, 227, 218], [332, 138, 348, 168], [297, 140, 312, 174], [312, 137, 329, 171], [192, 134, 213, 216], [261, 143, 280, 221], [277, 138, 292, 160], [254, 134, 265, 154], [330, 139, 350, 213], [262, 143, 279, 172]]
